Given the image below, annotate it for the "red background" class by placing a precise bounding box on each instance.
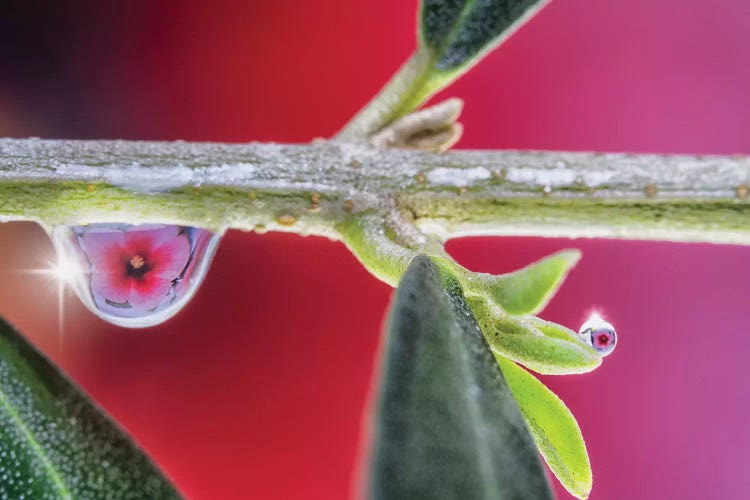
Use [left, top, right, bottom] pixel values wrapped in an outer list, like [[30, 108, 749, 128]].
[[1, 1, 750, 498]]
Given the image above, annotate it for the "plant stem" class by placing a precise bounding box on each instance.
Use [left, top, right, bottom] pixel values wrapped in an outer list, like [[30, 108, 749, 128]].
[[336, 50, 437, 141], [1, 138, 749, 248]]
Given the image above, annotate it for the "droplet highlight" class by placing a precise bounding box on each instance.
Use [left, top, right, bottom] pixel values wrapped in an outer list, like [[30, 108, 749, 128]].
[[578, 312, 617, 356], [51, 223, 221, 328]]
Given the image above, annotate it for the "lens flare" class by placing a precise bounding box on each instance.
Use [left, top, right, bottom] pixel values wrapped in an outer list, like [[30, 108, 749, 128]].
[[48, 255, 81, 284], [16, 254, 84, 353]]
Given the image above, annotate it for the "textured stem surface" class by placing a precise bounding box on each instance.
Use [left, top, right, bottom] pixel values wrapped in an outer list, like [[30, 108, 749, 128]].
[[1, 138, 749, 246]]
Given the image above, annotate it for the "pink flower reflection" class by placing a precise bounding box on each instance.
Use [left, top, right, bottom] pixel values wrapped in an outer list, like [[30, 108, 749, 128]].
[[81, 226, 190, 312]]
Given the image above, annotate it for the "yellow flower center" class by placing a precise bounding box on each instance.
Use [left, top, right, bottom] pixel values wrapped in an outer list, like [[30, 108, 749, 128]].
[[129, 255, 145, 270]]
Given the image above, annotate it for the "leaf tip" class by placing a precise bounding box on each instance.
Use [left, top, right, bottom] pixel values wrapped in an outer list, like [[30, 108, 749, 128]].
[[480, 248, 582, 316], [498, 356, 594, 499], [570, 479, 593, 499], [557, 248, 582, 268]]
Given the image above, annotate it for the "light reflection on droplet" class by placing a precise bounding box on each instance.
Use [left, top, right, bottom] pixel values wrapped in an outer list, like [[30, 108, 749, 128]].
[[578, 311, 617, 356], [51, 223, 221, 328]]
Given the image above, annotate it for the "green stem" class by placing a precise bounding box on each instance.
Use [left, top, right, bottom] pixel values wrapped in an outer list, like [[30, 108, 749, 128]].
[[336, 50, 440, 141]]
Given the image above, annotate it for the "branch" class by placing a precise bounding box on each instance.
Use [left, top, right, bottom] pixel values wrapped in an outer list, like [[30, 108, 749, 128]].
[[1, 138, 749, 248], [336, 51, 435, 141]]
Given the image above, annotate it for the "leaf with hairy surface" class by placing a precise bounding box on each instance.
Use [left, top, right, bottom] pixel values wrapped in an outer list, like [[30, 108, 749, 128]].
[[436, 249, 581, 316], [0, 317, 180, 499], [368, 255, 552, 499], [420, 0, 551, 72], [498, 356, 593, 499]]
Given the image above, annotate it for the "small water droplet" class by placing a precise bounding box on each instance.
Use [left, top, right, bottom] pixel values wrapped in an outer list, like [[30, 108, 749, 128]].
[[578, 312, 617, 356], [51, 223, 221, 328]]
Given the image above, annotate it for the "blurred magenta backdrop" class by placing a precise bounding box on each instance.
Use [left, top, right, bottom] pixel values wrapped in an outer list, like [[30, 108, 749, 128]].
[[1, 1, 749, 498]]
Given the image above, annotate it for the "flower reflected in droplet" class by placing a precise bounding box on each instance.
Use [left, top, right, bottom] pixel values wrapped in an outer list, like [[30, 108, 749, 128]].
[[81, 226, 190, 312], [578, 311, 617, 356], [52, 223, 222, 328]]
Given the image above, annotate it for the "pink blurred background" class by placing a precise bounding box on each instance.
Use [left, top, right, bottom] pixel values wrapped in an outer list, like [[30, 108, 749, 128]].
[[1, 0, 749, 498]]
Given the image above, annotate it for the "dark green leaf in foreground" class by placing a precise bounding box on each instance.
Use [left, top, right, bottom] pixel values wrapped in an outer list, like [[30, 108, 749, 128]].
[[0, 317, 180, 499], [369, 255, 552, 499], [420, 0, 550, 71]]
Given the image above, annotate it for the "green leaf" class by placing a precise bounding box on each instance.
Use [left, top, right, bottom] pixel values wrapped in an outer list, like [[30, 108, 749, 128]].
[[369, 255, 552, 499], [339, 0, 552, 139], [469, 297, 602, 375], [432, 249, 580, 316], [484, 250, 581, 315], [0, 317, 180, 499], [462, 249, 580, 315], [497, 357, 592, 499], [420, 0, 551, 72]]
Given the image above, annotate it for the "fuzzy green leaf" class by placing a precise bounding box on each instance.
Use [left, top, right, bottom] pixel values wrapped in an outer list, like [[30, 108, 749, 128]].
[[420, 0, 550, 72], [469, 297, 602, 374], [497, 356, 593, 499], [369, 255, 552, 499], [476, 250, 580, 315], [0, 317, 180, 499], [340, 0, 552, 139]]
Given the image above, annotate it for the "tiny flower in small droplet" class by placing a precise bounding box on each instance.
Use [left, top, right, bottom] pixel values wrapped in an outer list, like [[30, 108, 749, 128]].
[[578, 312, 617, 356]]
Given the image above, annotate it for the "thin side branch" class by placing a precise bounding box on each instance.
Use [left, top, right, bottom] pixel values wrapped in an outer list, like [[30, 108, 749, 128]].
[[336, 50, 435, 141]]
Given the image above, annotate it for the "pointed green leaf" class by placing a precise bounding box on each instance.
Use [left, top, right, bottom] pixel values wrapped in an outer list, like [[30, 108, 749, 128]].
[[370, 256, 552, 499], [432, 250, 580, 315], [420, 0, 551, 74], [480, 250, 581, 315], [469, 297, 602, 374], [0, 317, 180, 499], [497, 357, 593, 499]]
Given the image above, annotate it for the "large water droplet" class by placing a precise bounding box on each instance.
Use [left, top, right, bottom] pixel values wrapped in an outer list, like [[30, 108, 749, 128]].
[[51, 224, 221, 328], [578, 312, 617, 356]]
